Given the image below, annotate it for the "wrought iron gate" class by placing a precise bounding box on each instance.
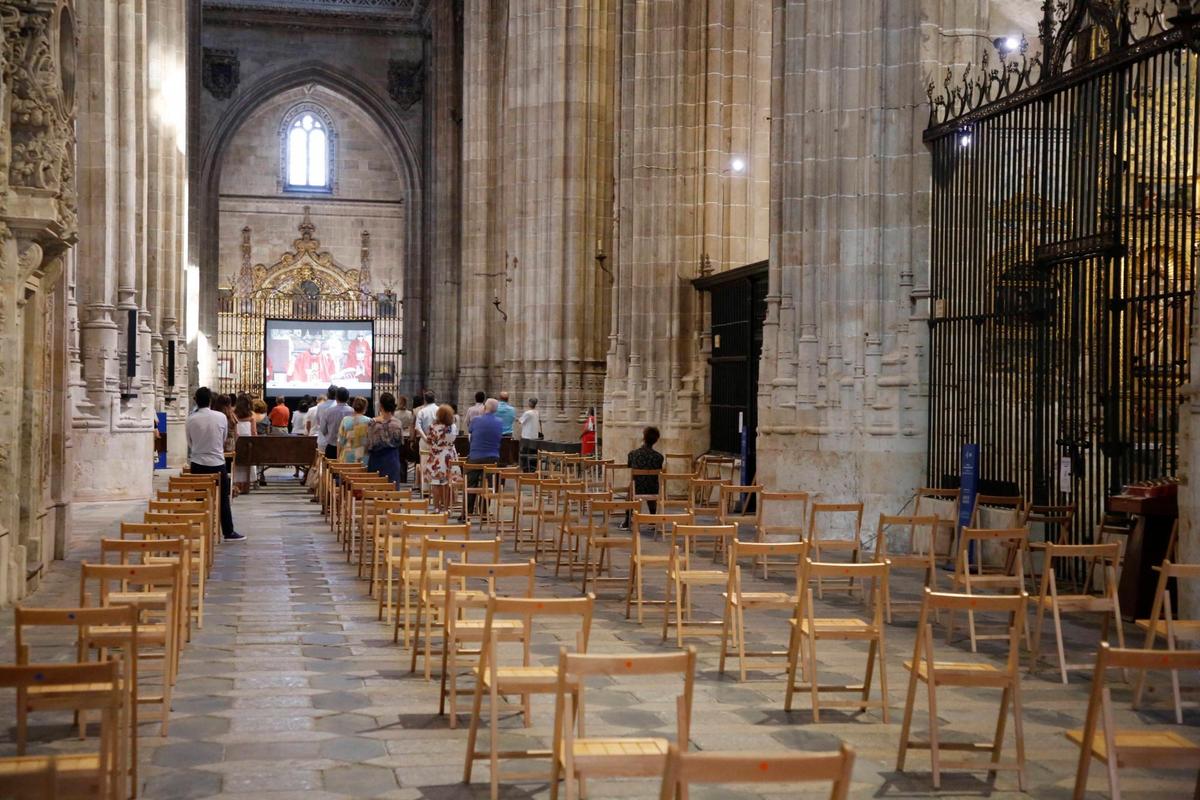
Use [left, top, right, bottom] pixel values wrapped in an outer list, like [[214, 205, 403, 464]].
[[925, 2, 1199, 539]]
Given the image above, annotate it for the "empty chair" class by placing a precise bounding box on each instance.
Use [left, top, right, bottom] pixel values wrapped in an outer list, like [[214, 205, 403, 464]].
[[719, 540, 806, 681], [657, 743, 855, 800], [554, 491, 612, 579], [785, 559, 890, 722], [897, 589, 1028, 791], [1133, 560, 1200, 723], [0, 662, 125, 800], [913, 487, 961, 567], [807, 503, 864, 598], [1068, 644, 1200, 800], [718, 484, 763, 556], [410, 536, 502, 679], [661, 524, 738, 646], [625, 512, 693, 623], [551, 648, 696, 800], [946, 527, 1031, 652], [1029, 542, 1124, 684], [463, 596, 594, 800], [439, 560, 536, 727], [376, 513, 449, 629], [872, 514, 942, 622], [579, 499, 639, 596], [755, 491, 810, 578]]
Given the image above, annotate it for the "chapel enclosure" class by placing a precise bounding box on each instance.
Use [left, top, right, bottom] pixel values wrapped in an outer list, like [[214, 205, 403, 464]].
[[926, 1, 1200, 538]]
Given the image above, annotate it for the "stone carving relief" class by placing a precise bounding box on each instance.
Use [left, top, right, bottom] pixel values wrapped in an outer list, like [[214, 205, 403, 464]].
[[387, 58, 423, 108], [202, 47, 240, 100], [235, 207, 369, 297]]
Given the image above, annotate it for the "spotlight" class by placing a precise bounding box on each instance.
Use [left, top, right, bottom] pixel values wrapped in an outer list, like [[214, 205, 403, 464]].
[[994, 35, 1021, 55], [958, 130, 973, 148], [730, 157, 746, 173]]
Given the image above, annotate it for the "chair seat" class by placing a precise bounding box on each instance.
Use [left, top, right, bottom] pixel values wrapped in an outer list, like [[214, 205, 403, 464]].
[[571, 737, 669, 759], [673, 569, 725, 584], [1135, 619, 1200, 639], [904, 659, 1006, 686], [453, 619, 523, 631], [1065, 728, 1200, 764], [85, 622, 168, 642], [1035, 594, 1114, 611], [0, 753, 102, 776], [797, 618, 877, 636], [732, 591, 796, 606], [27, 682, 116, 696], [475, 665, 559, 689]]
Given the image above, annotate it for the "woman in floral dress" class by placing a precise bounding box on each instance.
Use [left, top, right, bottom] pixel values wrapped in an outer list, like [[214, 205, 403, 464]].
[[425, 404, 458, 512], [337, 396, 372, 463]]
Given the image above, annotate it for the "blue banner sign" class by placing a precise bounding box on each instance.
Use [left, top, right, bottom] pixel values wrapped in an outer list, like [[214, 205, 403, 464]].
[[958, 443, 979, 530]]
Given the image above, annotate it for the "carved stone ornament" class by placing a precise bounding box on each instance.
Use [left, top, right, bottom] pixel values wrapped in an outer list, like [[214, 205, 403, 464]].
[[202, 48, 240, 100], [235, 208, 363, 297], [387, 59, 423, 108]]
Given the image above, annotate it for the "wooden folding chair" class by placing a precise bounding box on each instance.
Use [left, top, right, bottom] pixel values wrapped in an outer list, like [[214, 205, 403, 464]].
[[0, 662, 124, 800], [1026, 504, 1077, 591], [79, 562, 181, 737], [554, 491, 612, 579], [658, 473, 695, 515], [630, 468, 665, 523], [483, 465, 520, 538], [342, 473, 393, 557], [533, 480, 583, 564], [872, 514, 942, 622], [410, 536, 502, 679], [687, 475, 724, 517], [140, 510, 209, 585], [663, 452, 696, 476], [785, 559, 890, 722], [897, 589, 1028, 791], [755, 491, 809, 578], [386, 521, 466, 645], [121, 520, 201, 638], [807, 502, 864, 598], [606, 464, 632, 502], [625, 512, 693, 623], [718, 540, 805, 681], [102, 535, 191, 651], [662, 524, 738, 646], [657, 743, 855, 800], [145, 499, 210, 580], [968, 494, 1027, 530], [168, 474, 220, 567], [718, 484, 763, 558], [463, 596, 595, 800], [440, 560, 536, 728], [1133, 560, 1200, 723], [1069, 644, 1200, 800], [914, 487, 961, 566], [512, 475, 545, 552], [375, 509, 448, 623], [579, 500, 638, 596], [1030, 542, 1124, 684], [947, 527, 1031, 652], [14, 606, 139, 796], [356, 491, 413, 582], [551, 648, 696, 800]]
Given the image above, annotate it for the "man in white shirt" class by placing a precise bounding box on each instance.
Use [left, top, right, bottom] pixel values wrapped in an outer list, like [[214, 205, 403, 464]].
[[517, 397, 541, 472], [186, 386, 244, 541], [313, 384, 337, 452]]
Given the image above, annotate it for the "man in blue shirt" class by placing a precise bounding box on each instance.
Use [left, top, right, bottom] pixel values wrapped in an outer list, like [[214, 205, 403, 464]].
[[466, 398, 503, 516], [495, 391, 516, 437]]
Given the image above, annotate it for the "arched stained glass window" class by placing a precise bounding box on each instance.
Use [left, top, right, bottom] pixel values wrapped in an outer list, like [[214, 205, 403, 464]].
[[280, 104, 335, 192]]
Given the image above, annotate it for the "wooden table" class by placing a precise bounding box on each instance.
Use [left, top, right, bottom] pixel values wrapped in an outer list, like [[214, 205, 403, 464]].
[[1105, 493, 1177, 621]]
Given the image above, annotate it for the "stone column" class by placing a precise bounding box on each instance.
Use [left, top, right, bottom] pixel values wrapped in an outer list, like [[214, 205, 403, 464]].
[[459, 0, 616, 439], [602, 0, 772, 458], [423, 0, 464, 403], [756, 0, 984, 526]]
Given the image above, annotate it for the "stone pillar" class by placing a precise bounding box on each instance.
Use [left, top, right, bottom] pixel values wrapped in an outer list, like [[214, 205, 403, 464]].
[[459, 0, 616, 439], [423, 0, 464, 403], [756, 0, 983, 528], [602, 0, 772, 459], [0, 0, 78, 601]]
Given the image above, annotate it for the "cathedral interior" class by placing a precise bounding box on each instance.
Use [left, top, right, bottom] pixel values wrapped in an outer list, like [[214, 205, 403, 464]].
[[0, 0, 1198, 797]]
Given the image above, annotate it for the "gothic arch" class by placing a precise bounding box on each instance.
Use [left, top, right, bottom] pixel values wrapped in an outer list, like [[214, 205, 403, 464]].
[[196, 62, 424, 389]]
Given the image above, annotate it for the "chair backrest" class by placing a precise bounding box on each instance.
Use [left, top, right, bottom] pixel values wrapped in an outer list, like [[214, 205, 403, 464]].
[[759, 491, 811, 533], [557, 647, 696, 752], [100, 537, 186, 567], [657, 744, 855, 800], [631, 512, 693, 551], [663, 453, 696, 475], [445, 560, 536, 605], [479, 595, 596, 670], [799, 559, 889, 624], [121, 521, 194, 541], [957, 527, 1029, 578], [1143, 560, 1200, 638], [808, 503, 864, 545], [1038, 542, 1121, 597], [875, 514, 941, 558], [147, 498, 207, 515], [141, 511, 206, 538], [916, 589, 1026, 676], [0, 660, 122, 712], [630, 468, 665, 499], [79, 562, 179, 609], [969, 494, 1027, 528], [727, 540, 807, 594], [669, 524, 737, 569], [660, 472, 695, 502], [719, 484, 763, 525], [418, 537, 502, 582], [14, 606, 138, 665], [1026, 504, 1076, 546]]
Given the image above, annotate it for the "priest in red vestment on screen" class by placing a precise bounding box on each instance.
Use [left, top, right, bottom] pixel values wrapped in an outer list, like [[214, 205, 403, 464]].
[[288, 339, 336, 384], [345, 334, 372, 381]]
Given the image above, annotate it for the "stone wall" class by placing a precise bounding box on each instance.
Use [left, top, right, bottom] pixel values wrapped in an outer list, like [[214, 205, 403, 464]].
[[601, 0, 772, 459], [753, 0, 986, 530], [216, 85, 407, 293]]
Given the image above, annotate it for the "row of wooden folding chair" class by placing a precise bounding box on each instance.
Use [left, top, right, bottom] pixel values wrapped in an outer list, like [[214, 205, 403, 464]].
[[410, 537, 503, 679], [0, 661, 127, 799]]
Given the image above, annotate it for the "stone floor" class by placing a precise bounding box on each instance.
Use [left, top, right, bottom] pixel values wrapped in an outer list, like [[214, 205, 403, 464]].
[[2, 474, 1197, 798]]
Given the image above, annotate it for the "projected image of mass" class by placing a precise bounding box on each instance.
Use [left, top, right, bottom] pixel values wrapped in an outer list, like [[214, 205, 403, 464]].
[[265, 319, 373, 394]]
